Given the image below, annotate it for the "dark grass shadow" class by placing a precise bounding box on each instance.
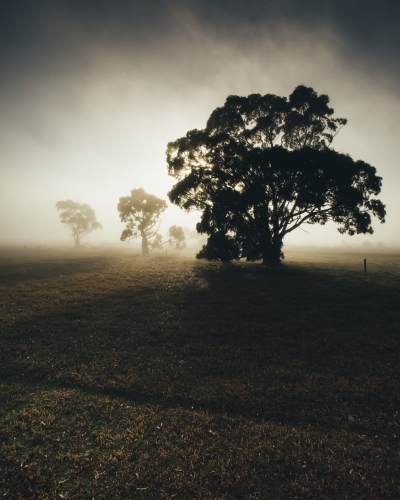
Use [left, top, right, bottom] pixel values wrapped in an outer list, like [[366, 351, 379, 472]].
[[0, 254, 116, 285], [2, 258, 400, 434]]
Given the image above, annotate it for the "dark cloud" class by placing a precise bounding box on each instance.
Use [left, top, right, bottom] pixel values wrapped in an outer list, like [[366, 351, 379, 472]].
[[1, 0, 399, 86]]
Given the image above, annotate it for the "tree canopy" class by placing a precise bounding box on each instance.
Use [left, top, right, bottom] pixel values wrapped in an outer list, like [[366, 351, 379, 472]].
[[117, 188, 167, 256], [168, 225, 187, 250], [55, 200, 102, 247], [150, 225, 187, 251], [166, 85, 386, 265]]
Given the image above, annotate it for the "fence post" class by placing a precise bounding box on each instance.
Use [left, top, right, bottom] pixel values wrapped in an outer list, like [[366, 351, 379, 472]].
[[364, 258, 367, 275]]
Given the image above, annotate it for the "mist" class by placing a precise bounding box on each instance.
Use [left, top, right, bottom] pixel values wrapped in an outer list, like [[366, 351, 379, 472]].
[[2, 5, 400, 493], [1, 1, 399, 247]]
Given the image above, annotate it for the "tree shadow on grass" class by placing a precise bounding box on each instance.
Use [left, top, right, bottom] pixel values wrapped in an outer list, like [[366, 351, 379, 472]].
[[1, 259, 400, 434], [0, 253, 117, 285]]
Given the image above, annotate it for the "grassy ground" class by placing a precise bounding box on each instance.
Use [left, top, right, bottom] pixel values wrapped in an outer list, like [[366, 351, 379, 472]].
[[0, 247, 399, 499]]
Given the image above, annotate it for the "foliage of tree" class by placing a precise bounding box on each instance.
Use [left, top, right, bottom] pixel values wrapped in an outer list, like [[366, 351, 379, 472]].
[[150, 225, 187, 251], [117, 188, 167, 256], [55, 200, 102, 247], [166, 85, 386, 265], [151, 233, 164, 250], [168, 225, 187, 250]]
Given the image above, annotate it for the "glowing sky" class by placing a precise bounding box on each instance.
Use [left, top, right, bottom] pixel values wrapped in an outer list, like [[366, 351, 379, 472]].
[[1, 0, 399, 247]]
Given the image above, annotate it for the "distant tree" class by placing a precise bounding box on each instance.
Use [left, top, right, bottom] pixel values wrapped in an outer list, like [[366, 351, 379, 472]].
[[167, 85, 386, 265], [168, 225, 187, 250], [149, 225, 187, 251], [117, 188, 167, 256], [55, 200, 102, 247]]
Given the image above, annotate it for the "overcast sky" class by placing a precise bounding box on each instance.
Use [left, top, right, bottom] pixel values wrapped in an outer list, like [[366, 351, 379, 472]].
[[1, 0, 399, 247]]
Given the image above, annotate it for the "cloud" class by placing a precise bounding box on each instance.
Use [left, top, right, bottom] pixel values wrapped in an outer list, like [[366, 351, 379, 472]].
[[2, 1, 399, 86]]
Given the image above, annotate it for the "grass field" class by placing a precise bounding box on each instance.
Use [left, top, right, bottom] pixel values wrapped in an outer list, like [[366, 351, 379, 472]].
[[1, 247, 399, 499]]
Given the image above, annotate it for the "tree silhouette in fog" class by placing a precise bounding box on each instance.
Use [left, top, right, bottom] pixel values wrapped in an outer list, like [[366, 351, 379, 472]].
[[55, 200, 102, 247], [149, 225, 187, 251], [168, 225, 187, 250], [117, 188, 167, 256], [167, 85, 386, 265]]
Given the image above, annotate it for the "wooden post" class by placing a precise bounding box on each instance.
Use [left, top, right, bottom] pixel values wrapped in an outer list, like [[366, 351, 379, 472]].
[[364, 258, 367, 275]]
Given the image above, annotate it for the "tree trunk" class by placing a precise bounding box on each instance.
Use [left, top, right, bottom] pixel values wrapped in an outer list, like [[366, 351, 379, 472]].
[[74, 237, 80, 248], [141, 234, 150, 256], [261, 237, 283, 266]]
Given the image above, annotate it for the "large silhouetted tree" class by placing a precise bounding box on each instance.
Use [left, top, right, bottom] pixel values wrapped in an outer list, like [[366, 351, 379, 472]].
[[167, 85, 386, 265], [117, 188, 167, 256], [56, 200, 102, 247]]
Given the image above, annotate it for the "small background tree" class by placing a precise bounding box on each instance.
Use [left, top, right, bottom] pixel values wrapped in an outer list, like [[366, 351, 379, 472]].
[[55, 200, 102, 247], [117, 188, 167, 256], [168, 225, 187, 250], [150, 225, 187, 252]]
